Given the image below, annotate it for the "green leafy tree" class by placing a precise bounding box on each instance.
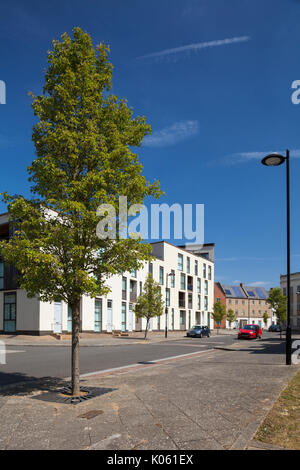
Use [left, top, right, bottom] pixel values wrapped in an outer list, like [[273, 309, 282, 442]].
[[212, 300, 227, 334], [263, 311, 269, 328], [266, 288, 287, 338], [0, 28, 161, 395], [134, 273, 164, 340], [226, 308, 236, 329]]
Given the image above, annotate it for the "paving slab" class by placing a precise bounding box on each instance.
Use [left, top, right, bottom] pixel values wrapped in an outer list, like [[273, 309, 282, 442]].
[[0, 336, 298, 450]]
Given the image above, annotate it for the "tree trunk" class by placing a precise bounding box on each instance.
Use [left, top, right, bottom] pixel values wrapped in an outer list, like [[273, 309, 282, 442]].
[[144, 318, 150, 340], [71, 299, 81, 396]]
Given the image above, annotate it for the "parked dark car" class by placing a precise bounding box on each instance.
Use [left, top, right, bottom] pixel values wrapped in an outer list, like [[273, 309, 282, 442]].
[[187, 325, 210, 338], [268, 324, 281, 332]]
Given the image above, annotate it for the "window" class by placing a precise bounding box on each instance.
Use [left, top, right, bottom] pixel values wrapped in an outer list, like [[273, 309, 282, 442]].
[[194, 260, 198, 276], [216, 297, 220, 302], [188, 293, 193, 309], [197, 295, 201, 310], [0, 261, 4, 289], [187, 257, 190, 274], [235, 300, 238, 305], [204, 296, 208, 310], [149, 263, 153, 274], [178, 254, 183, 271], [4, 292, 16, 332], [208, 265, 212, 280], [204, 280, 208, 296], [131, 269, 137, 278], [94, 299, 102, 332], [159, 266, 164, 285], [242, 300, 245, 305], [121, 302, 126, 332], [282, 287, 287, 296], [203, 263, 207, 278], [170, 270, 175, 288], [139, 281, 143, 295], [166, 288, 170, 307], [228, 299, 232, 304], [180, 273, 186, 290], [122, 277, 127, 300], [197, 278, 201, 293]]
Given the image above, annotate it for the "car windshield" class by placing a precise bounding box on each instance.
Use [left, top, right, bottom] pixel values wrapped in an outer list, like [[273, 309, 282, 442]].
[[243, 325, 256, 330], [192, 325, 202, 329]]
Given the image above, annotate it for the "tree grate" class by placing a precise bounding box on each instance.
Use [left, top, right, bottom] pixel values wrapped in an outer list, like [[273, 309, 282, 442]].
[[31, 385, 116, 405]]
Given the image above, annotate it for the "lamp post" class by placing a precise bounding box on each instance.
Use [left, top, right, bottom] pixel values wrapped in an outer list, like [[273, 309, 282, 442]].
[[261, 150, 292, 365]]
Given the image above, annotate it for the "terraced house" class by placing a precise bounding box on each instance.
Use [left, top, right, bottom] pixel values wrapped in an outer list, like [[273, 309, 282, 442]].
[[0, 212, 214, 335], [214, 282, 275, 329], [280, 272, 300, 330]]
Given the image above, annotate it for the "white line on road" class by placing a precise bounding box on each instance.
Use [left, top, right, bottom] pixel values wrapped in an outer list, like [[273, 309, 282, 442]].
[[66, 348, 214, 380]]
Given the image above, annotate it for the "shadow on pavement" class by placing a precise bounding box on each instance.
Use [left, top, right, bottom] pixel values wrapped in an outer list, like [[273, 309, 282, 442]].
[[0, 372, 67, 396]]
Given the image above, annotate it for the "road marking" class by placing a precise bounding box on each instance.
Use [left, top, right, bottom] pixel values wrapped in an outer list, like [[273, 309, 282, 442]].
[[67, 348, 214, 380], [4, 350, 25, 354]]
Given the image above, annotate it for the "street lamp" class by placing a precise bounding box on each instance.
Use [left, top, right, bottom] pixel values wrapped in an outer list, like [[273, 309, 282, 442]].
[[261, 149, 292, 365]]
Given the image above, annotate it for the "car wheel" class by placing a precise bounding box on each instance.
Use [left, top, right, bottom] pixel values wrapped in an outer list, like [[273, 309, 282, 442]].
[[207, 334, 210, 338]]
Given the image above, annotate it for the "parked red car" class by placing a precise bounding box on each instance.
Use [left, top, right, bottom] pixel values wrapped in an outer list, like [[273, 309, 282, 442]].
[[238, 324, 262, 340]]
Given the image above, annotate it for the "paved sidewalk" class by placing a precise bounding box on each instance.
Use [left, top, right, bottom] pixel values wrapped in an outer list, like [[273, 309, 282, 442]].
[[0, 336, 298, 450], [0, 329, 237, 347]]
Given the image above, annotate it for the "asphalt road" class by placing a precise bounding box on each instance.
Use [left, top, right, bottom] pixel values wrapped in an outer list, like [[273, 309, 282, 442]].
[[0, 334, 243, 386]]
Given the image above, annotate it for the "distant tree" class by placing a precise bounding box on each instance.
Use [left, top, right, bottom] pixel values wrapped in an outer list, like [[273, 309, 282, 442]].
[[226, 309, 236, 329], [263, 311, 269, 329], [134, 273, 164, 339], [212, 300, 227, 334], [266, 288, 287, 338]]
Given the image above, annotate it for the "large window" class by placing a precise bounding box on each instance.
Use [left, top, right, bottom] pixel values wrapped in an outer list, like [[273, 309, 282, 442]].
[[170, 270, 175, 288], [122, 277, 127, 300], [4, 292, 16, 332], [121, 302, 126, 332], [194, 260, 198, 276], [187, 257, 190, 274], [204, 280, 208, 295], [197, 278, 201, 293], [0, 261, 4, 289], [197, 295, 201, 310], [204, 296, 208, 310], [208, 266, 212, 280], [203, 263, 207, 278], [159, 266, 164, 285], [178, 254, 183, 271], [94, 299, 102, 332], [180, 273, 186, 290]]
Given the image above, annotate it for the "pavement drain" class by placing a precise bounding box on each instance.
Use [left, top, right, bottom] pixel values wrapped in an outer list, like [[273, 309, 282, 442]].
[[31, 385, 117, 405], [78, 410, 104, 419]]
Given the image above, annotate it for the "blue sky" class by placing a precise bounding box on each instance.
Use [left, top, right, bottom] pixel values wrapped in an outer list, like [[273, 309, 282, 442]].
[[1, 0, 300, 288]]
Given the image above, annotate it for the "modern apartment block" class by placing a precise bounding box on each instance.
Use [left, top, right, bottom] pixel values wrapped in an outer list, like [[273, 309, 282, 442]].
[[214, 282, 274, 329], [280, 272, 300, 329], [0, 213, 214, 335]]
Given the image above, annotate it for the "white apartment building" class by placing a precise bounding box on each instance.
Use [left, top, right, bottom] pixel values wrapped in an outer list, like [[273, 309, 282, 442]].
[[280, 272, 300, 330], [0, 211, 214, 335]]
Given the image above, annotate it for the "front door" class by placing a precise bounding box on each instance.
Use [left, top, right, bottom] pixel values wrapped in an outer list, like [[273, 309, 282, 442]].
[[107, 300, 112, 333], [94, 299, 102, 332], [4, 292, 16, 333], [53, 301, 62, 333]]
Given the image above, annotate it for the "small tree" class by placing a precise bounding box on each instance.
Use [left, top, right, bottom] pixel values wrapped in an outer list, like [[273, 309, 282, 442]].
[[226, 308, 236, 329], [267, 288, 287, 338], [0, 28, 161, 396], [134, 273, 164, 339], [263, 311, 269, 329], [212, 300, 227, 334]]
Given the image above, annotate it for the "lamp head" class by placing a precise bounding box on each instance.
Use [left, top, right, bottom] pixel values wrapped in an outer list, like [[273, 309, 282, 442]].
[[261, 153, 285, 166]]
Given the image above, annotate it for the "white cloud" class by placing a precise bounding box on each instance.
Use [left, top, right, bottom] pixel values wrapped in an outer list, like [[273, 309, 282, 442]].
[[247, 281, 272, 287], [143, 120, 199, 147], [221, 149, 300, 165], [136, 36, 250, 62]]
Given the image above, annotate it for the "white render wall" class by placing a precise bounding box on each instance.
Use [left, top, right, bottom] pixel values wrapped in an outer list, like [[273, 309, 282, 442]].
[[280, 273, 300, 329], [0, 241, 215, 334]]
